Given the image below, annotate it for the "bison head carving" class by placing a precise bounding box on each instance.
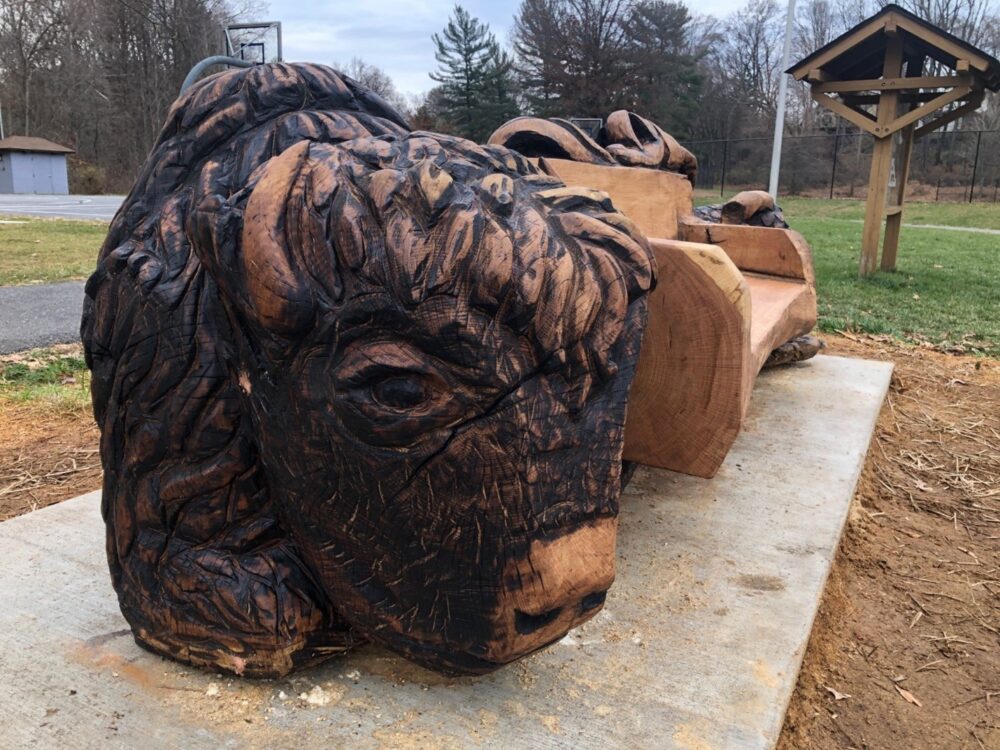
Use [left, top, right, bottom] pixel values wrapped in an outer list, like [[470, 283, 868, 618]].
[[83, 63, 654, 676]]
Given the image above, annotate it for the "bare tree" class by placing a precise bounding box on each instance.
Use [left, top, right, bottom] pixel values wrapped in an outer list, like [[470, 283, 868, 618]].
[[722, 0, 785, 118], [796, 0, 839, 56], [894, 0, 995, 48], [333, 56, 408, 114], [0, 0, 66, 134], [790, 0, 844, 131], [407, 86, 448, 131], [0, 0, 237, 189]]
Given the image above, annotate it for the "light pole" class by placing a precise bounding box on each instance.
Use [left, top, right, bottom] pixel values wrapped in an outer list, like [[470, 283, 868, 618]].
[[768, 0, 797, 198]]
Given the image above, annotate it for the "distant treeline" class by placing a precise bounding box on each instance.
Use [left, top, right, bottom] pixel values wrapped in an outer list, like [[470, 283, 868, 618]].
[[410, 0, 1000, 145], [1, 0, 997, 193], [0, 0, 233, 192]]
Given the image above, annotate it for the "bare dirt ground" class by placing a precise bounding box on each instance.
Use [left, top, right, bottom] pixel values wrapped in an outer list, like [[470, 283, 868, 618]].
[[0, 389, 100, 521], [779, 336, 999, 750], [1, 336, 997, 748]]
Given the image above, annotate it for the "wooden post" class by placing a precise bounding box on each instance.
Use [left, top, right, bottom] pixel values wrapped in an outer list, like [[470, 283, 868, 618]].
[[968, 128, 983, 202], [860, 138, 893, 275], [829, 130, 840, 199], [881, 123, 914, 271], [859, 35, 904, 276], [720, 138, 728, 197]]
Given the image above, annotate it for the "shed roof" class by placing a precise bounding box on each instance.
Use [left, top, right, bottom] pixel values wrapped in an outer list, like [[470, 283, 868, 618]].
[[0, 136, 75, 154], [788, 4, 1000, 91]]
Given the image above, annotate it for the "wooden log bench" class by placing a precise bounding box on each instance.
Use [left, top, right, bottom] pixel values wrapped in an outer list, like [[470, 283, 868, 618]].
[[536, 157, 818, 478]]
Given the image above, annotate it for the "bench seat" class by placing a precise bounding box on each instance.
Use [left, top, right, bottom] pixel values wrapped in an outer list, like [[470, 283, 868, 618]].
[[535, 159, 819, 478]]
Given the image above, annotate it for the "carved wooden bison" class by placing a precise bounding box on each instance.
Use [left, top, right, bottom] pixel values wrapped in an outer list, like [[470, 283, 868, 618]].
[[82, 63, 654, 677]]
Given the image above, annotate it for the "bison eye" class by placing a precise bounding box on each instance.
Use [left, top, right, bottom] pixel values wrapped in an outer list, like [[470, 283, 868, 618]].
[[326, 342, 471, 447], [372, 375, 428, 409]]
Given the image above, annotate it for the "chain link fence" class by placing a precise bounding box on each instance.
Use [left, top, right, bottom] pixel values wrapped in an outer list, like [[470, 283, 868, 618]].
[[683, 129, 1000, 203]]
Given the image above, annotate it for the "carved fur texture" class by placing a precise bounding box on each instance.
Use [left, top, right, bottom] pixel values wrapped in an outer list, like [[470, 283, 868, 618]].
[[83, 63, 655, 677], [488, 110, 698, 184]]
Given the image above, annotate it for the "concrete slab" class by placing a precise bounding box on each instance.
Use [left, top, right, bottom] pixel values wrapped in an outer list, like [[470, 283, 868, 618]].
[[0, 354, 892, 750]]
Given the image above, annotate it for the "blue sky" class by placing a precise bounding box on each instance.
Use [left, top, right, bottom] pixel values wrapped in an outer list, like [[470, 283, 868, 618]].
[[267, 0, 747, 96]]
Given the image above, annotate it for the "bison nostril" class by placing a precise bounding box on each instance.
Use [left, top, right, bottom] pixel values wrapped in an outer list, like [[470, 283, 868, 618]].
[[580, 590, 607, 612], [515, 607, 563, 635]]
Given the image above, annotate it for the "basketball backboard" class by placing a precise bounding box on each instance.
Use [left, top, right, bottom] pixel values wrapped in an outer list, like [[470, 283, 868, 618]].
[[225, 22, 283, 64]]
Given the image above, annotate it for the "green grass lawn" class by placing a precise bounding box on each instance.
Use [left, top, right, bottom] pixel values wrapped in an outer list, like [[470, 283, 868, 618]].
[[780, 197, 1000, 231], [694, 191, 1000, 231], [0, 346, 91, 411], [0, 198, 996, 356], [789, 214, 999, 355], [0, 217, 106, 286], [778, 200, 999, 356], [693, 193, 999, 355]]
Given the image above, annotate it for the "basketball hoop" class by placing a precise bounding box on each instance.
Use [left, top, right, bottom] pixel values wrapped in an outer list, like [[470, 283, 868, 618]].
[[225, 22, 283, 64]]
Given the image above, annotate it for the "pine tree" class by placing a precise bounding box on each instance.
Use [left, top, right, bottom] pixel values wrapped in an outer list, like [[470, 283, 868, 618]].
[[483, 41, 521, 130], [513, 0, 636, 119], [431, 5, 520, 141], [622, 1, 704, 138]]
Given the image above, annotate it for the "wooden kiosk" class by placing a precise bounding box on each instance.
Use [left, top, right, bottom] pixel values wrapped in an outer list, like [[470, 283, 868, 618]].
[[788, 4, 1000, 276]]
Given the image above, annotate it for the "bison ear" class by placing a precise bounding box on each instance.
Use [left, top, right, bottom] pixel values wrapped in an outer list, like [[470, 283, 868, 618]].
[[191, 142, 317, 338]]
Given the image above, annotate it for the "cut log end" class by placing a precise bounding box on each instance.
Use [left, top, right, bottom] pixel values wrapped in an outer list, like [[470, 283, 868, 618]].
[[692, 200, 789, 230], [722, 190, 775, 224], [762, 335, 825, 369]]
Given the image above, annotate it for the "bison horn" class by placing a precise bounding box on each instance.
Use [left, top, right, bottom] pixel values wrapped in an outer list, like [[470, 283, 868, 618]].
[[238, 141, 318, 335]]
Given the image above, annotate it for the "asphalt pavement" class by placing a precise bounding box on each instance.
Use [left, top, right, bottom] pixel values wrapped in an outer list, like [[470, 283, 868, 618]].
[[0, 194, 123, 221], [0, 281, 86, 354], [0, 194, 116, 353]]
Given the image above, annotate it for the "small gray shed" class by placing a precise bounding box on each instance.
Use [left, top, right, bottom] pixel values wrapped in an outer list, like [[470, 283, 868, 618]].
[[0, 136, 74, 195]]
